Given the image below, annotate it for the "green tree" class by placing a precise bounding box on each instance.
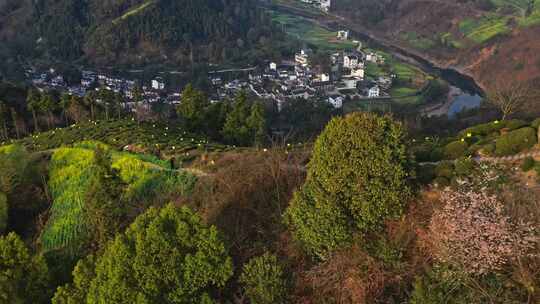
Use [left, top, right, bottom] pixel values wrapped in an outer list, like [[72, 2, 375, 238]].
[[26, 88, 41, 132], [9, 108, 20, 138], [176, 84, 209, 131], [113, 93, 124, 119], [59, 93, 71, 125], [0, 193, 7, 234], [222, 91, 251, 146], [284, 113, 411, 259], [39, 93, 57, 129], [0, 100, 9, 139], [52, 255, 96, 304], [247, 101, 267, 147], [0, 233, 50, 304], [0, 145, 30, 195], [54, 204, 233, 304], [84, 91, 98, 121], [239, 253, 287, 304]]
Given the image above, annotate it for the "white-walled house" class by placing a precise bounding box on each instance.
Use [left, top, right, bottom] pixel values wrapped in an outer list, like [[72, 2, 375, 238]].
[[328, 95, 344, 108], [151, 78, 165, 90], [337, 30, 349, 40], [368, 86, 380, 98], [343, 54, 360, 69]]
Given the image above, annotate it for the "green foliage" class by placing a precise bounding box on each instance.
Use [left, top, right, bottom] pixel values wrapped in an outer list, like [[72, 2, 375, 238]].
[[41, 147, 103, 253], [112, 154, 197, 203], [246, 102, 267, 147], [435, 162, 455, 179], [454, 158, 475, 176], [285, 113, 411, 259], [23, 0, 286, 66], [220, 91, 268, 147], [521, 156, 536, 172], [222, 91, 252, 146], [460, 120, 505, 137], [0, 144, 30, 194], [0, 233, 50, 304], [16, 119, 227, 153], [410, 265, 534, 304], [55, 204, 233, 303], [239, 253, 287, 304], [52, 255, 96, 304], [176, 84, 210, 132], [284, 184, 352, 259], [505, 119, 528, 130], [410, 266, 471, 304], [495, 127, 537, 156], [443, 141, 469, 159], [0, 193, 7, 234], [531, 117, 540, 129]]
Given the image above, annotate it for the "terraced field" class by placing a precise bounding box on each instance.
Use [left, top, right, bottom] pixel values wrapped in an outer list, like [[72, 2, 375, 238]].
[[12, 119, 229, 154]]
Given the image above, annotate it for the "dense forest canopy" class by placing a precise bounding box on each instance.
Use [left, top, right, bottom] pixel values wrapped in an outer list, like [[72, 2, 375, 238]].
[[0, 0, 287, 67]]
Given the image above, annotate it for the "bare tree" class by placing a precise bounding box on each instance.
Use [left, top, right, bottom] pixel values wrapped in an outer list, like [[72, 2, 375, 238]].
[[487, 80, 533, 120]]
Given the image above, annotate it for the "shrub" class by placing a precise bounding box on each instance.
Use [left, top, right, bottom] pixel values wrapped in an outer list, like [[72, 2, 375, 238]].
[[284, 113, 411, 259], [531, 118, 540, 129], [0, 233, 50, 304], [505, 119, 528, 131], [521, 157, 536, 172], [239, 253, 287, 304], [443, 141, 468, 159], [460, 121, 505, 137], [53, 204, 233, 303], [434, 162, 454, 179], [482, 143, 495, 155], [410, 266, 472, 304], [495, 127, 537, 156], [0, 193, 7, 234], [433, 176, 450, 188], [417, 164, 436, 185], [454, 158, 475, 176], [429, 189, 537, 275], [0, 144, 30, 194]]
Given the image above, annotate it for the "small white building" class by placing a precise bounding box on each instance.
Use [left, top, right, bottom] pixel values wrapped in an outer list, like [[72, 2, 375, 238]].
[[343, 54, 360, 69], [368, 86, 380, 98], [151, 78, 165, 90], [328, 95, 344, 108], [295, 49, 311, 67], [320, 0, 331, 12], [320, 73, 330, 82], [337, 30, 349, 40], [270, 62, 277, 70]]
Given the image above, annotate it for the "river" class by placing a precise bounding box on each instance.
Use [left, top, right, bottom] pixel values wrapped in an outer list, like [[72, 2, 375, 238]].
[[263, 2, 485, 117]]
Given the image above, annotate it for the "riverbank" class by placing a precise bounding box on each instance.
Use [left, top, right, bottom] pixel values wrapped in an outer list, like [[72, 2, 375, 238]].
[[262, 0, 486, 97]]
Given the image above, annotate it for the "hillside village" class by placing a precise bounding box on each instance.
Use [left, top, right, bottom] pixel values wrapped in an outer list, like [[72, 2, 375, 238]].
[[25, 32, 395, 112]]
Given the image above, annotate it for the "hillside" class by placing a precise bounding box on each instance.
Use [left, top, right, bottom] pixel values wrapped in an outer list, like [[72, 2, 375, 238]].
[[332, 0, 540, 89], [0, 0, 287, 68], [1, 114, 539, 303]]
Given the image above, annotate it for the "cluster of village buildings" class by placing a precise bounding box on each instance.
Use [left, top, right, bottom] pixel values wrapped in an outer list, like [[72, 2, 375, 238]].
[[26, 30, 396, 111], [27, 68, 177, 105], [211, 37, 393, 110]]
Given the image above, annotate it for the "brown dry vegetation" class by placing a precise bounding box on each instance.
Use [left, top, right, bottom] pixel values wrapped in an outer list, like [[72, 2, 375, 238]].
[[187, 148, 307, 264]]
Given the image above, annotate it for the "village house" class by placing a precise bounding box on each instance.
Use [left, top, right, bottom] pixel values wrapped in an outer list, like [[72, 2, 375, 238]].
[[151, 77, 165, 90], [337, 30, 349, 40], [368, 86, 380, 98]]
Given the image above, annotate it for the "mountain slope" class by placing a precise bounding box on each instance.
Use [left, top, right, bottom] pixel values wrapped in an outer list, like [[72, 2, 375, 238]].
[[0, 0, 283, 67], [332, 0, 540, 88]]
